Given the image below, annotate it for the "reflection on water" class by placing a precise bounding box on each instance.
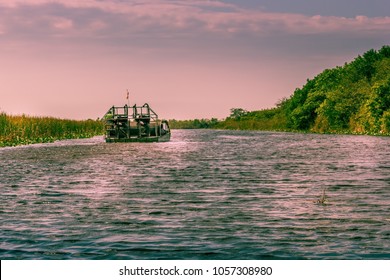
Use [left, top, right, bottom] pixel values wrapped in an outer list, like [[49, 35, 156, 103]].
[[0, 131, 389, 259]]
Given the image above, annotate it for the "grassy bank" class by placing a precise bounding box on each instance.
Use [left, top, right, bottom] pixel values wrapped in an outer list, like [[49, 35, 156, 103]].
[[0, 112, 104, 147]]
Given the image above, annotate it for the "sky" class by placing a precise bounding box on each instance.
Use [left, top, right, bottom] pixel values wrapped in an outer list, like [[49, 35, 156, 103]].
[[1, 0, 389, 120]]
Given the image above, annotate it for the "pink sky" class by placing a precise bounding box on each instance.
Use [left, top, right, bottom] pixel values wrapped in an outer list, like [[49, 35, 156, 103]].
[[1, 0, 389, 120]]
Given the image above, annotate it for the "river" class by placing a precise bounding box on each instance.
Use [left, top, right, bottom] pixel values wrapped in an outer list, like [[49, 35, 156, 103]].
[[1, 130, 389, 259]]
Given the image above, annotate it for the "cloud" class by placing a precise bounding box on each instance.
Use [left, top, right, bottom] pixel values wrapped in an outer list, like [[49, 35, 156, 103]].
[[1, 0, 389, 42], [51, 16, 73, 30]]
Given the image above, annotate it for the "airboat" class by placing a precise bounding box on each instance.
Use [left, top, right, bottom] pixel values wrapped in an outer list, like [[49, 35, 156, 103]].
[[103, 103, 171, 143]]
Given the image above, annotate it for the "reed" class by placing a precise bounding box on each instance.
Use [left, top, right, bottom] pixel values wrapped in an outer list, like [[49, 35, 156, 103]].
[[0, 112, 104, 147]]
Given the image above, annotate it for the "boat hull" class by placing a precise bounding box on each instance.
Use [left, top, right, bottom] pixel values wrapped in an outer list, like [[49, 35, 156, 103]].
[[105, 133, 171, 143]]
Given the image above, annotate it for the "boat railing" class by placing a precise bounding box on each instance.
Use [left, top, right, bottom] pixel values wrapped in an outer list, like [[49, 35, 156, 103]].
[[104, 104, 159, 122]]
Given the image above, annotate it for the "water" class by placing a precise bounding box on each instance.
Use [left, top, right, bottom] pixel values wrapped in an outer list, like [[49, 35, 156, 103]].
[[1, 130, 389, 259]]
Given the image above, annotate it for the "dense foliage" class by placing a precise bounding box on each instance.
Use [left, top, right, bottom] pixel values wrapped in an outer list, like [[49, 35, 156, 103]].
[[283, 45, 390, 134], [169, 118, 219, 129], [0, 113, 104, 147], [213, 107, 288, 130], [216, 45, 390, 135]]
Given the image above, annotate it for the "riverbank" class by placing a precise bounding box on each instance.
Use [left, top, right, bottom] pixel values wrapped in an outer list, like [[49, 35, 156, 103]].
[[0, 112, 104, 147], [170, 119, 390, 137]]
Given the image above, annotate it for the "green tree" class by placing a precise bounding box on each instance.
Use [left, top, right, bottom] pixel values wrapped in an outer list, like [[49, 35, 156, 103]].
[[381, 110, 390, 133], [229, 108, 248, 120], [366, 78, 390, 132]]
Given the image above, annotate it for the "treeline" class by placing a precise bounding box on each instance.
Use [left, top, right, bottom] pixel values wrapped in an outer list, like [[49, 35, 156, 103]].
[[214, 107, 288, 131], [169, 118, 219, 129], [168, 109, 288, 130], [282, 45, 390, 134], [0, 113, 104, 147], [178, 45, 389, 135]]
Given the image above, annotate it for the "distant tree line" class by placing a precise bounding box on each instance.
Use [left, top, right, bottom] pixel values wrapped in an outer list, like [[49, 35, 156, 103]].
[[170, 45, 390, 135], [169, 118, 219, 129]]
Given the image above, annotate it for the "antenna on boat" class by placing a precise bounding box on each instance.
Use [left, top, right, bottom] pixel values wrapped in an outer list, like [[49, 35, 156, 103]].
[[126, 89, 130, 107]]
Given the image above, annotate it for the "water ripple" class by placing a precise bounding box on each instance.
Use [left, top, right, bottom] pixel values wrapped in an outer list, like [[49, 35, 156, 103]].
[[1, 131, 389, 259]]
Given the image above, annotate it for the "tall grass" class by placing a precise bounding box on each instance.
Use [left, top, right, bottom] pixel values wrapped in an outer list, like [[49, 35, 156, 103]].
[[0, 112, 104, 147]]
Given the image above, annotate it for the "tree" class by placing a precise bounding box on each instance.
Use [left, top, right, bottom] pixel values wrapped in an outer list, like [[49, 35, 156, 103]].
[[229, 108, 247, 120]]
